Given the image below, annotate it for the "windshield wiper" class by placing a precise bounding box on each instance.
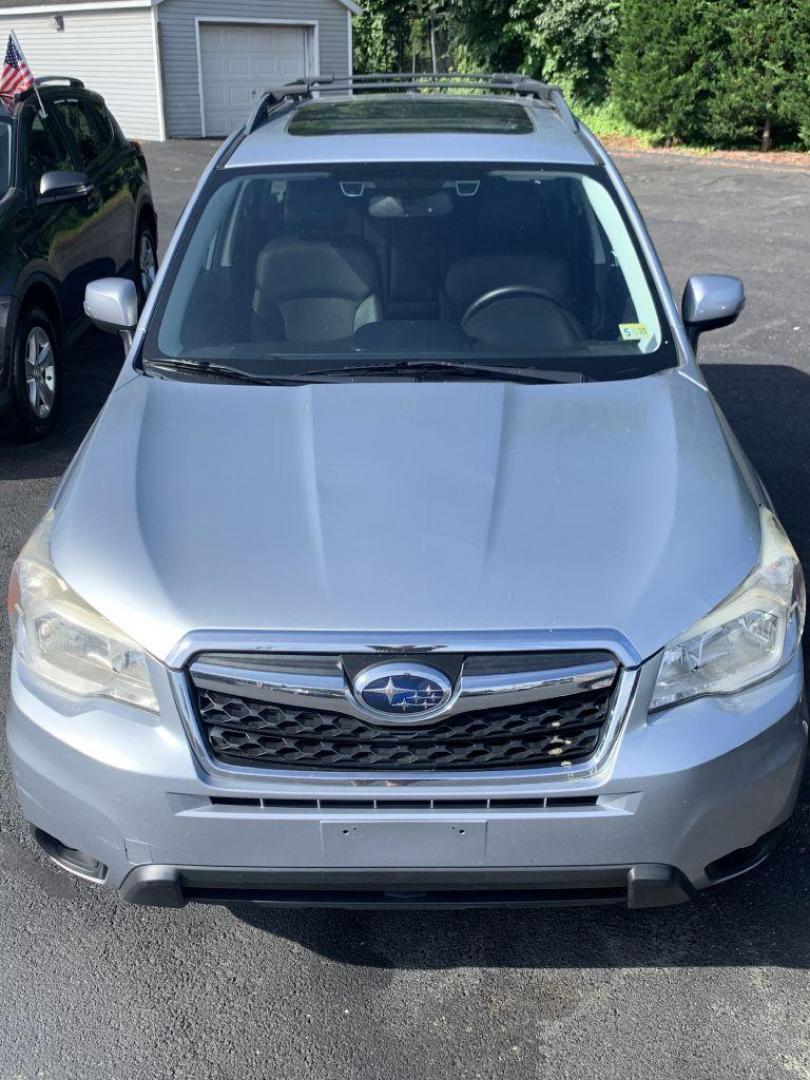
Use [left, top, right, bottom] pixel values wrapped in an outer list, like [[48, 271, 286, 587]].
[[144, 358, 314, 385], [301, 360, 588, 384], [144, 357, 589, 386]]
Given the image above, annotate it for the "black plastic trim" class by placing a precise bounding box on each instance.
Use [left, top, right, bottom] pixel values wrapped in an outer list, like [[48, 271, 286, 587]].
[[119, 863, 696, 910], [704, 823, 787, 884], [0, 294, 13, 393]]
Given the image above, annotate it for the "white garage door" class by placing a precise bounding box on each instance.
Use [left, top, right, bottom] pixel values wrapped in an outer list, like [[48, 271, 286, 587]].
[[199, 22, 309, 137]]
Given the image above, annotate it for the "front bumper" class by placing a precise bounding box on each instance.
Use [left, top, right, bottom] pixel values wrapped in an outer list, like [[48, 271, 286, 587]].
[[6, 651, 808, 908]]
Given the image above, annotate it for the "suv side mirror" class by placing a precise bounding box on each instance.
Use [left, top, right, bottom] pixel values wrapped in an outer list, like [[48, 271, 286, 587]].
[[39, 170, 93, 203], [682, 274, 745, 351], [84, 278, 139, 352]]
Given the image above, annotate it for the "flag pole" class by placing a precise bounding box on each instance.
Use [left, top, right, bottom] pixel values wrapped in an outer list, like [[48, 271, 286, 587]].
[[10, 30, 46, 117]]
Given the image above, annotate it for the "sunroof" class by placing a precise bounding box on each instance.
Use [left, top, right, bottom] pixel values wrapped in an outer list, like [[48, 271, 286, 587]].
[[288, 97, 535, 137]]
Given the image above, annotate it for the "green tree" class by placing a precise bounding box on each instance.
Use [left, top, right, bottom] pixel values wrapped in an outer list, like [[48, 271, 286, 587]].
[[786, 12, 810, 147], [355, 0, 619, 97], [353, 0, 414, 74], [707, 0, 810, 150], [615, 0, 810, 149], [613, 0, 726, 144], [445, 0, 536, 74], [526, 0, 620, 103]]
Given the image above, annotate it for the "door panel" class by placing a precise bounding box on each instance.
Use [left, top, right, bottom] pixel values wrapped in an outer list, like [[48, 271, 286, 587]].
[[200, 23, 308, 136], [81, 97, 137, 274], [49, 96, 122, 287], [16, 110, 94, 328]]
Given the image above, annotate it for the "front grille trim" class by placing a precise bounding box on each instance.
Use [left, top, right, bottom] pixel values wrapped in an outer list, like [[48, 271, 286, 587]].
[[180, 648, 639, 777], [188, 650, 619, 727], [168, 633, 639, 786]]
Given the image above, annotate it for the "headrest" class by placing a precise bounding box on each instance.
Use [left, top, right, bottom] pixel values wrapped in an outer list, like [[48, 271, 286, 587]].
[[284, 180, 348, 232], [256, 237, 380, 302]]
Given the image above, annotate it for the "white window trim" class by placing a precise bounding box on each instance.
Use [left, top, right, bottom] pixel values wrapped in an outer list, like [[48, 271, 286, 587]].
[[347, 7, 353, 79], [194, 17, 320, 140], [151, 5, 166, 141]]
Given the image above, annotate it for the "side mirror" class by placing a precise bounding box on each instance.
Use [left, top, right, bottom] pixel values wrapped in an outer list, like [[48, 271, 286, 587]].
[[682, 274, 745, 351], [39, 170, 93, 203], [84, 278, 139, 352]]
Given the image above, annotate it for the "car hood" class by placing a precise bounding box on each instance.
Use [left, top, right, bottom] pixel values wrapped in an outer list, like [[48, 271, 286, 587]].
[[53, 367, 760, 666]]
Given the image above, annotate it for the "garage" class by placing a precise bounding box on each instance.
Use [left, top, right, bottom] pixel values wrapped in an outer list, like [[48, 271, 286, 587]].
[[198, 22, 311, 137], [0, 0, 358, 141]]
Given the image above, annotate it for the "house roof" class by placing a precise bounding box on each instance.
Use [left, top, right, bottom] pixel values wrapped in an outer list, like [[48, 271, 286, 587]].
[[0, 0, 360, 13]]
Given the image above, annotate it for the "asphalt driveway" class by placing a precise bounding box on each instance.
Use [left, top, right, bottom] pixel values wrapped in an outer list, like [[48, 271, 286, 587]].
[[1, 140, 809, 1080]]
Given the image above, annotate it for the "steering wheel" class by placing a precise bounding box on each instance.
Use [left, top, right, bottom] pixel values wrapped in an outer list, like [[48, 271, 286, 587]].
[[461, 285, 565, 328]]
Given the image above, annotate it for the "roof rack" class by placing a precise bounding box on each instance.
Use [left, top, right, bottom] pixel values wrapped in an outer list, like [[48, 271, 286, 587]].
[[34, 76, 85, 89], [245, 72, 578, 135]]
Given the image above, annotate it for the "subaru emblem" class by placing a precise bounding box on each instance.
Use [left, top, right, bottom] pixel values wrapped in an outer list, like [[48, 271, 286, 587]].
[[352, 663, 453, 725]]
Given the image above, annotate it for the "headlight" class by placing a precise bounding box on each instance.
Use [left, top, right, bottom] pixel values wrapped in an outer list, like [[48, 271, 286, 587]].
[[650, 507, 805, 711], [7, 512, 158, 712]]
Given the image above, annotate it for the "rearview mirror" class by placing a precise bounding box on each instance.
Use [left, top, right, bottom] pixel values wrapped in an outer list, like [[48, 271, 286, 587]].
[[84, 278, 139, 352], [682, 274, 745, 351], [39, 170, 93, 203]]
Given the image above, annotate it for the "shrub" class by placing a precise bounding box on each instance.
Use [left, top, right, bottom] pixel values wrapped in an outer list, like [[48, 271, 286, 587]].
[[353, 0, 414, 74], [613, 0, 726, 145], [722, 0, 810, 150], [615, 0, 810, 149], [446, 0, 535, 74], [526, 0, 620, 104]]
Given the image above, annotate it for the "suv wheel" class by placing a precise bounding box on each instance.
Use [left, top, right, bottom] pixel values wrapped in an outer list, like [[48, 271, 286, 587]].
[[135, 220, 158, 306], [9, 306, 61, 441]]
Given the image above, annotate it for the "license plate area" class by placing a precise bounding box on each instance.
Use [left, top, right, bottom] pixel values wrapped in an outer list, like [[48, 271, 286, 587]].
[[321, 820, 487, 867]]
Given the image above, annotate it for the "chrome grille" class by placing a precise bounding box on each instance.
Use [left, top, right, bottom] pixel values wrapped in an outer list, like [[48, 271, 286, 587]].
[[187, 650, 620, 773]]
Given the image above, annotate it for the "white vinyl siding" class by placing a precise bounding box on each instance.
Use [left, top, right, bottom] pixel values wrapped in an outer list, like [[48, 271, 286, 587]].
[[0, 8, 162, 140], [158, 0, 351, 138]]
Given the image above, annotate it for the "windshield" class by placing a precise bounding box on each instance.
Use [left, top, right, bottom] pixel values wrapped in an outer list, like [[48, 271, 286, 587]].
[[144, 163, 677, 380], [0, 120, 12, 197]]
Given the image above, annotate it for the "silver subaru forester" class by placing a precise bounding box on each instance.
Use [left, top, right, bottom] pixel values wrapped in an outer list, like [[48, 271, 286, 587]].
[[6, 74, 807, 909]]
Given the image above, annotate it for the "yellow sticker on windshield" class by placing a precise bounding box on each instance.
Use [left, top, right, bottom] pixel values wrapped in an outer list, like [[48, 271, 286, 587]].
[[619, 323, 648, 342]]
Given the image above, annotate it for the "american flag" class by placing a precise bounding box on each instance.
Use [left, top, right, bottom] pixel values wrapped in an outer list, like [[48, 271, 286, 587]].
[[0, 34, 33, 98]]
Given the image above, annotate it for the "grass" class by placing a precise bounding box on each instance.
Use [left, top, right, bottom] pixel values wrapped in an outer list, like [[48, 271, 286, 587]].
[[571, 96, 810, 158], [570, 98, 660, 145]]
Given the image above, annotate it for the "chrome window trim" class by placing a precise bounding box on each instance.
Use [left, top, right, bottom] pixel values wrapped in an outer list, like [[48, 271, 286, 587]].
[[169, 630, 640, 788]]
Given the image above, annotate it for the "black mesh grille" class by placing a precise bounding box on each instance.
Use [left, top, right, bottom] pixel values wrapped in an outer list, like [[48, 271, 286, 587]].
[[192, 685, 614, 771]]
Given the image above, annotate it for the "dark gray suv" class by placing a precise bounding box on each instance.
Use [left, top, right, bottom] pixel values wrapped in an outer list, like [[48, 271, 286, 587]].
[[0, 77, 156, 438]]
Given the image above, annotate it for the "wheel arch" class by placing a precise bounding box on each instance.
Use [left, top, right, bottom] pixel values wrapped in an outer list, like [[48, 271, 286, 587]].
[[18, 276, 63, 341], [136, 199, 158, 246]]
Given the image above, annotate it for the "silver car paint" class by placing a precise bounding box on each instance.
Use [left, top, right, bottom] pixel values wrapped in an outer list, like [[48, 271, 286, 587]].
[[7, 649, 806, 890], [50, 366, 759, 667], [7, 93, 807, 903], [226, 99, 596, 170]]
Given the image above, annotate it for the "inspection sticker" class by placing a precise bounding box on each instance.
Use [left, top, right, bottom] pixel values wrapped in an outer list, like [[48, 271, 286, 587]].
[[619, 323, 648, 342]]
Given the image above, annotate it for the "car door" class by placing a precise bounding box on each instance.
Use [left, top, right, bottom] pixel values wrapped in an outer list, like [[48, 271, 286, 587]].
[[49, 95, 121, 286], [77, 95, 137, 274], [15, 107, 96, 329]]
